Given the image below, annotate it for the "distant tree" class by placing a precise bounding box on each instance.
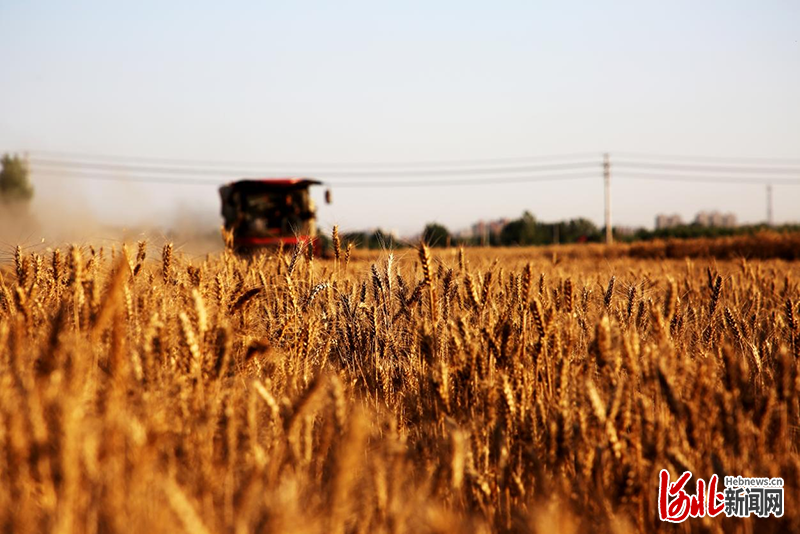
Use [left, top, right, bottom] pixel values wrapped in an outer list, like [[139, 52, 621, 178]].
[[339, 229, 402, 250], [563, 217, 601, 243], [367, 229, 402, 249], [422, 222, 451, 247], [342, 231, 366, 247], [497, 212, 602, 246], [0, 154, 34, 203], [500, 211, 538, 245]]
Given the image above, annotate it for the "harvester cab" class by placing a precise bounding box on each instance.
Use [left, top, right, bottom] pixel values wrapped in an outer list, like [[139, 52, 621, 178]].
[[219, 178, 325, 253]]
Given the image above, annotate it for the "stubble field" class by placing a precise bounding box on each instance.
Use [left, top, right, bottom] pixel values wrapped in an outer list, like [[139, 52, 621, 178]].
[[1, 236, 799, 533]]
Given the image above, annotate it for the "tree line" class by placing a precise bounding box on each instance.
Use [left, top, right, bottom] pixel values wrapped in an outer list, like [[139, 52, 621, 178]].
[[0, 154, 33, 205]]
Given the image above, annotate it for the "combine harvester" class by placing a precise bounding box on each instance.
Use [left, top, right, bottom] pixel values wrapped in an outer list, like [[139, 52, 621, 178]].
[[219, 178, 329, 254]]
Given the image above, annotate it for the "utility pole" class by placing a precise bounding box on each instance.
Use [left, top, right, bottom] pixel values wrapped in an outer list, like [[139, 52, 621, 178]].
[[603, 153, 612, 244], [767, 184, 773, 226]]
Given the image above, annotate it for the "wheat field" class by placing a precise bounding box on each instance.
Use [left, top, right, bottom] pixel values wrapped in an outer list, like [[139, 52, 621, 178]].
[[0, 236, 798, 533]]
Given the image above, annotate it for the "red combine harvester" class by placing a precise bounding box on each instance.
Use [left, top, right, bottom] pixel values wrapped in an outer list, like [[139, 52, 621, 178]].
[[219, 178, 327, 253]]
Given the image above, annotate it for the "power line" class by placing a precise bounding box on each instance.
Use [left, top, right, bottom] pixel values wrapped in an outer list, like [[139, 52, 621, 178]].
[[614, 151, 800, 165], [12, 147, 800, 170], [329, 173, 597, 187], [30, 169, 598, 187], [614, 160, 800, 175], [26, 150, 800, 189], [31, 167, 800, 188], [28, 157, 601, 178], [31, 170, 220, 186], [21, 148, 599, 170], [613, 171, 800, 185], [26, 152, 800, 182]]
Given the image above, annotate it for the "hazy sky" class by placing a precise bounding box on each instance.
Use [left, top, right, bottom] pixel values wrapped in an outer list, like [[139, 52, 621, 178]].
[[1, 1, 799, 237]]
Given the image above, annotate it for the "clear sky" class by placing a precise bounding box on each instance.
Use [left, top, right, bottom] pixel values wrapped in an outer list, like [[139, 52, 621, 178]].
[[1, 1, 799, 237]]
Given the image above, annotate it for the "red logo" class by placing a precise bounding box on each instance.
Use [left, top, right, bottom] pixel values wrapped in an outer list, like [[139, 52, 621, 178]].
[[658, 469, 725, 522]]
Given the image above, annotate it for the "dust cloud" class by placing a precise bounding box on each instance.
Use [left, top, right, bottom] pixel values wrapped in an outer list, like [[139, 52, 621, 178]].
[[0, 193, 224, 266]]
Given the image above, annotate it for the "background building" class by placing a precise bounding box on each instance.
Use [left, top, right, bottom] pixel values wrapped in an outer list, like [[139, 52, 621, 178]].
[[694, 211, 737, 228], [655, 214, 684, 229]]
